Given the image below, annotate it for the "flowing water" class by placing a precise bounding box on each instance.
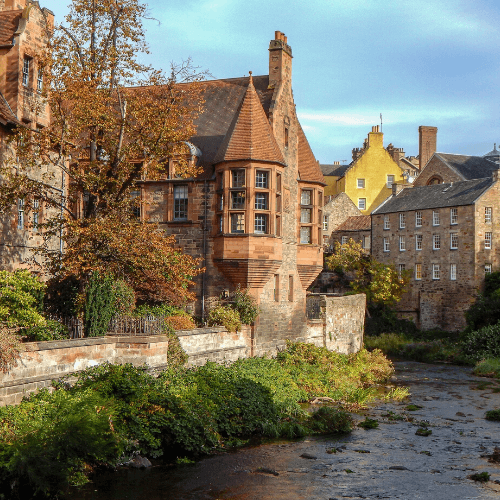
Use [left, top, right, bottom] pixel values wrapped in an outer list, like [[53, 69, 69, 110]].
[[73, 362, 500, 499]]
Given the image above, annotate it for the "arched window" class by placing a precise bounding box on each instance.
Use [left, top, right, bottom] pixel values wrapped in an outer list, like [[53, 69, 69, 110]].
[[427, 176, 443, 185]]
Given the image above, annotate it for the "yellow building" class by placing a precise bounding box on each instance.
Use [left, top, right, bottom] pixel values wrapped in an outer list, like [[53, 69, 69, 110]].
[[321, 126, 408, 214]]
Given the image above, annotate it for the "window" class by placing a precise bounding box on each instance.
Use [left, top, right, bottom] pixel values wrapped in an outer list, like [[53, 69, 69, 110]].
[[218, 215, 223, 233], [173, 185, 188, 220], [274, 274, 280, 302], [218, 172, 224, 190], [300, 226, 311, 244], [485, 232, 492, 250], [254, 214, 267, 234], [485, 207, 492, 224], [357, 178, 365, 189], [219, 194, 224, 211], [17, 198, 24, 229], [415, 211, 422, 227], [275, 215, 281, 237], [383, 237, 390, 252], [288, 275, 293, 302], [284, 127, 289, 148], [301, 208, 312, 223], [485, 263, 492, 274], [399, 235, 406, 251], [322, 215, 329, 231], [415, 263, 422, 280], [384, 216, 390, 230], [432, 210, 440, 226], [22, 57, 30, 87], [37, 67, 43, 92], [416, 234, 423, 250], [450, 233, 458, 250], [387, 175, 395, 188], [432, 264, 440, 280], [450, 263, 457, 281], [399, 213, 406, 229], [398, 264, 406, 277], [301, 190, 312, 205], [450, 208, 458, 225], [255, 170, 269, 189], [254, 192, 268, 210], [32, 199, 40, 231], [358, 198, 366, 210], [231, 213, 245, 233], [433, 234, 440, 250], [362, 235, 370, 249], [130, 190, 140, 219], [341, 236, 348, 245], [231, 191, 245, 209], [232, 169, 245, 187]]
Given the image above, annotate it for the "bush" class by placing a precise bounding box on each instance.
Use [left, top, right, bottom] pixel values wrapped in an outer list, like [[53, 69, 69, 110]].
[[473, 358, 500, 379], [23, 319, 70, 342], [231, 286, 259, 325], [461, 322, 500, 362], [0, 270, 46, 327], [134, 303, 186, 318], [44, 275, 80, 317], [165, 314, 196, 331], [0, 326, 25, 373], [207, 305, 241, 332]]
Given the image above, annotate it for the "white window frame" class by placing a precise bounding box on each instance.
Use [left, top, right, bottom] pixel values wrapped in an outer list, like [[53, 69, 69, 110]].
[[399, 213, 406, 229], [485, 232, 492, 250], [358, 198, 366, 210], [415, 263, 422, 281], [432, 210, 440, 226], [254, 213, 268, 234], [300, 226, 312, 244], [22, 57, 30, 87], [386, 175, 395, 188], [485, 207, 492, 224], [398, 263, 406, 277], [450, 233, 458, 250], [384, 215, 390, 230], [341, 236, 348, 245], [415, 234, 423, 251], [433, 234, 440, 250], [415, 211, 422, 227], [450, 263, 457, 281], [485, 263, 492, 274], [450, 208, 458, 225], [399, 235, 406, 251], [33, 198, 40, 231], [255, 170, 269, 189], [357, 178, 365, 189], [432, 264, 440, 280], [37, 67, 43, 92], [17, 198, 24, 230], [383, 237, 390, 252], [322, 215, 328, 231]]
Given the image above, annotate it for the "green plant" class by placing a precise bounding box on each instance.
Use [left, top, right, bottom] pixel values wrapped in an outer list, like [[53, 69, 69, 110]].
[[207, 305, 241, 333], [358, 417, 378, 429], [23, 319, 70, 342], [45, 275, 80, 317], [309, 406, 353, 434], [0, 326, 25, 373], [231, 286, 259, 325], [485, 409, 500, 421], [469, 472, 490, 482], [406, 404, 423, 411], [415, 428, 432, 436], [474, 358, 500, 379], [461, 322, 500, 362], [0, 270, 46, 327]]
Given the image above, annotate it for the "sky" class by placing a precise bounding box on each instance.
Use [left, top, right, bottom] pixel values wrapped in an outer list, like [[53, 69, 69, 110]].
[[44, 0, 500, 164]]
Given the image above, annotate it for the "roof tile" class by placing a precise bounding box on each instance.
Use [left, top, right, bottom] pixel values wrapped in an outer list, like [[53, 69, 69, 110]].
[[334, 215, 371, 232], [298, 125, 325, 184]]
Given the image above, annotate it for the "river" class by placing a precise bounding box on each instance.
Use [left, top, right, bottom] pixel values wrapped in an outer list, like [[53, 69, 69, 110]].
[[73, 362, 500, 499]]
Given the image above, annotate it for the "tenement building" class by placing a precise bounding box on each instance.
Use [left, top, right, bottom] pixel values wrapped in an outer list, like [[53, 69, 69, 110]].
[[372, 174, 500, 331], [140, 32, 325, 354]]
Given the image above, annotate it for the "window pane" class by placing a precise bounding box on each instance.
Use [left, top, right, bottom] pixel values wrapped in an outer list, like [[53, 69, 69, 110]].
[[358, 198, 366, 210], [485, 232, 492, 249], [232, 170, 245, 188], [301, 208, 311, 223], [254, 193, 268, 210], [416, 234, 423, 250], [231, 191, 245, 209], [174, 185, 188, 220], [255, 171, 269, 188], [450, 233, 458, 249], [300, 226, 311, 244], [433, 234, 440, 250], [415, 263, 422, 280], [231, 213, 245, 233], [450, 263, 457, 280], [450, 208, 458, 224], [322, 215, 328, 231], [384, 216, 390, 230], [254, 214, 267, 234], [415, 211, 422, 227], [301, 190, 311, 205], [485, 207, 492, 223], [357, 178, 365, 188], [22, 58, 30, 87]]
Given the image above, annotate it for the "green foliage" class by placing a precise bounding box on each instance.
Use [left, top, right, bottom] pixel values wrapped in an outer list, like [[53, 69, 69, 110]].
[[231, 286, 259, 325], [484, 271, 500, 297], [207, 305, 241, 333], [461, 322, 500, 362], [365, 305, 418, 337], [465, 293, 500, 332], [0, 326, 25, 373], [309, 406, 353, 433], [84, 272, 135, 337], [415, 427, 432, 436], [0, 270, 46, 327], [485, 409, 500, 421], [358, 417, 378, 429], [22, 320, 70, 342], [133, 303, 186, 317], [473, 358, 500, 379], [44, 275, 80, 318], [470, 472, 490, 482]]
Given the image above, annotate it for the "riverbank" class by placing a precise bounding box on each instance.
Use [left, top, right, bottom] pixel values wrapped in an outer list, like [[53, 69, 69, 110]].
[[73, 361, 500, 500]]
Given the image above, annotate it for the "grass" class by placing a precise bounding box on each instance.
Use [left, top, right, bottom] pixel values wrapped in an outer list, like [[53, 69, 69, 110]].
[[469, 472, 490, 482], [358, 417, 379, 429], [474, 358, 500, 379], [485, 409, 500, 421]]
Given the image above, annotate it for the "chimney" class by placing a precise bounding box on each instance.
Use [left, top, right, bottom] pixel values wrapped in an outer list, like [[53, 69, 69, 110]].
[[368, 125, 383, 148], [392, 183, 404, 196], [419, 126, 437, 170], [493, 168, 499, 183], [269, 31, 293, 88]]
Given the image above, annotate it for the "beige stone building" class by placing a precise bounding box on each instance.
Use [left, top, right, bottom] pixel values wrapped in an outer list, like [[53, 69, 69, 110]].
[[321, 192, 362, 247], [372, 175, 500, 331], [330, 215, 371, 252]]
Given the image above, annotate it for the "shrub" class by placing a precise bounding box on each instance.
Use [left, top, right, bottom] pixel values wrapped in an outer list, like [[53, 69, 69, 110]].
[[165, 314, 196, 331], [0, 326, 25, 373], [23, 319, 70, 342], [133, 303, 186, 318], [461, 322, 500, 362], [0, 270, 46, 327], [474, 358, 500, 379], [485, 409, 500, 421], [44, 275, 80, 317], [465, 294, 500, 332], [231, 286, 259, 325], [207, 306, 241, 332]]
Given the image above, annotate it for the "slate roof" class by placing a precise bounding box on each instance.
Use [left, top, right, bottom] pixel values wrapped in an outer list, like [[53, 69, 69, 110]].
[[334, 215, 371, 232], [321, 163, 350, 177], [0, 90, 20, 127], [373, 178, 493, 214], [298, 124, 325, 184], [0, 10, 21, 46], [433, 153, 498, 180], [213, 75, 285, 166]]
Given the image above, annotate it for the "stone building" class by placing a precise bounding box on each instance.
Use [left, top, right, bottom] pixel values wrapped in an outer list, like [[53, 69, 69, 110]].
[[140, 31, 325, 355], [372, 174, 500, 331], [0, 0, 60, 272], [330, 215, 371, 252], [321, 192, 362, 247]]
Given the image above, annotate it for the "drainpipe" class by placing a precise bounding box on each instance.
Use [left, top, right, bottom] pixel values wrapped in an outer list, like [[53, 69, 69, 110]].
[[201, 180, 208, 323]]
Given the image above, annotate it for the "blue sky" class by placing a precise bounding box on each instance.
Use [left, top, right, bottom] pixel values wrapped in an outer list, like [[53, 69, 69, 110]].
[[45, 0, 500, 164]]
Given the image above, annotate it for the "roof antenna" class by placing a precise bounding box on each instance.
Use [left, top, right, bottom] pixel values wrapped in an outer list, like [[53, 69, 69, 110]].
[[380, 113, 383, 133]]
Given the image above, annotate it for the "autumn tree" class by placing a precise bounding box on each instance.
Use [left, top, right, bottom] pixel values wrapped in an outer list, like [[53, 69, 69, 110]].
[[0, 0, 207, 304], [326, 239, 410, 307]]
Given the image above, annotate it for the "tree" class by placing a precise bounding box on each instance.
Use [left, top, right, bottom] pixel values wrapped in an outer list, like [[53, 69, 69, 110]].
[[326, 239, 410, 307], [0, 0, 207, 304]]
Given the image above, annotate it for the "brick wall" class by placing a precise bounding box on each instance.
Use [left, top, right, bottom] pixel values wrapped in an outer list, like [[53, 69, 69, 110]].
[[413, 155, 463, 187]]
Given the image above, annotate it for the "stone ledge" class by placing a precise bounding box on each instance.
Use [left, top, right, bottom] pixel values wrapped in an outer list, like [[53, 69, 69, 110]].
[[187, 345, 247, 358]]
